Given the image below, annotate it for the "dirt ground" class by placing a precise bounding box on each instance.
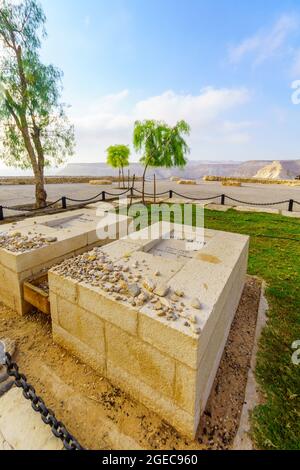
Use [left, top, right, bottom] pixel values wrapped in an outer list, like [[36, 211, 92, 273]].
[[0, 276, 261, 450]]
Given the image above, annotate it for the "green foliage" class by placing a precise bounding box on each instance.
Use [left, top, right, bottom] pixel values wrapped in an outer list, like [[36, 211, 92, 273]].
[[133, 119, 190, 170], [106, 144, 130, 170], [131, 205, 300, 449], [0, 0, 74, 170]]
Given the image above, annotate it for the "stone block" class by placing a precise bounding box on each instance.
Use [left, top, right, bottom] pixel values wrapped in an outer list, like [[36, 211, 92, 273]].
[[49, 291, 58, 324], [0, 388, 64, 450], [205, 204, 232, 212], [281, 210, 300, 218], [14, 233, 88, 273], [53, 324, 106, 374], [234, 205, 279, 214], [106, 323, 175, 399], [78, 283, 138, 335], [174, 361, 199, 416], [57, 297, 106, 356], [106, 359, 198, 439], [0, 209, 131, 315], [48, 271, 78, 304], [138, 312, 198, 368]]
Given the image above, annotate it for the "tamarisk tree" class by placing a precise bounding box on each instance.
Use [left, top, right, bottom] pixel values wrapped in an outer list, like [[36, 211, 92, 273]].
[[133, 120, 190, 203], [106, 144, 130, 189], [0, 0, 75, 207]]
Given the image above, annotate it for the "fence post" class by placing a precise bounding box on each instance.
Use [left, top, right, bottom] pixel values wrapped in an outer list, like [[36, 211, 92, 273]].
[[102, 191, 106, 201], [169, 190, 173, 199], [221, 194, 226, 206], [62, 197, 67, 209], [0, 206, 3, 221], [288, 199, 294, 212]]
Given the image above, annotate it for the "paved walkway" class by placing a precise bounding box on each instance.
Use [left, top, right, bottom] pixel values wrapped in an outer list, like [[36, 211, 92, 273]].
[[0, 181, 300, 213], [0, 387, 64, 450]]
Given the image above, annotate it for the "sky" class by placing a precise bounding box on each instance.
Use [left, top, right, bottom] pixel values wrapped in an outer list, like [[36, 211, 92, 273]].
[[2, 0, 300, 172]]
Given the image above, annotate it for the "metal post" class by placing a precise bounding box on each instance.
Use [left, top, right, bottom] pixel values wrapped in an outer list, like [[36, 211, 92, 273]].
[[221, 194, 226, 206], [288, 199, 294, 212], [130, 174, 136, 207], [169, 190, 173, 199], [62, 197, 67, 209], [0, 206, 4, 221], [154, 174, 157, 204], [102, 191, 106, 201]]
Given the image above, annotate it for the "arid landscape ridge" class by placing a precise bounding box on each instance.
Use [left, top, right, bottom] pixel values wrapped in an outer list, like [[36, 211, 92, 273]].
[[58, 159, 300, 180]]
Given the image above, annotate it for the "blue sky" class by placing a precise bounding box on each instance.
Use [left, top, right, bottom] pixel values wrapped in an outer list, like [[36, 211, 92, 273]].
[[4, 0, 300, 169]]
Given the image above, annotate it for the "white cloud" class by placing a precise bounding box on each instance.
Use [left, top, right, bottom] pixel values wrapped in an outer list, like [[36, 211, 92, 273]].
[[229, 14, 298, 65], [134, 88, 249, 126], [70, 87, 252, 162]]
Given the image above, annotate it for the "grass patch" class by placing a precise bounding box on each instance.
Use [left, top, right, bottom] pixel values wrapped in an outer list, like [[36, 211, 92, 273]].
[[127, 204, 300, 449], [201, 209, 300, 450]]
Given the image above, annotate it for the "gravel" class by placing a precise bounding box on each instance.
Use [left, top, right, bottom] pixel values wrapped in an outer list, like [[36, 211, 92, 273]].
[[52, 247, 202, 334]]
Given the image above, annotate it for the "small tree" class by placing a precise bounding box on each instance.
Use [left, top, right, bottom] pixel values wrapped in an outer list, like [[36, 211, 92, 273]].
[[106, 144, 130, 189], [133, 120, 190, 203], [0, 0, 75, 208]]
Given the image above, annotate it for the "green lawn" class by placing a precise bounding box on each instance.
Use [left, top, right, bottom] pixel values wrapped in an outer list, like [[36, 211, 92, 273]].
[[201, 208, 300, 450], [127, 205, 300, 450]]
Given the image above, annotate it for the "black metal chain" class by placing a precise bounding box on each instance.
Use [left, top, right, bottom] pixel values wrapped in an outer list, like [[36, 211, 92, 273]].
[[172, 191, 221, 201], [224, 195, 290, 206], [3, 352, 85, 451], [1, 198, 63, 212], [1, 189, 300, 217]]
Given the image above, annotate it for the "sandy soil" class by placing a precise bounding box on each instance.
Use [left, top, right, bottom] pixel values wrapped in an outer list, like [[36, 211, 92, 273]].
[[0, 276, 261, 450]]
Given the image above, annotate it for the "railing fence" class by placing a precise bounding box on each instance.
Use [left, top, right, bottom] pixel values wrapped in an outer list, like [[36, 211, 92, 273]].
[[0, 188, 299, 221]]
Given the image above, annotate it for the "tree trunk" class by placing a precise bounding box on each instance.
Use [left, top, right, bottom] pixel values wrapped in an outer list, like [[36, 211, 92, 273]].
[[31, 124, 47, 208], [121, 166, 125, 189], [118, 169, 121, 189], [34, 167, 47, 209], [142, 163, 149, 204]]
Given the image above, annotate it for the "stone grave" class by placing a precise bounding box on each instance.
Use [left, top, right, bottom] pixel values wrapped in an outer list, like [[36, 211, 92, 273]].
[[0, 207, 130, 315], [48, 222, 249, 438]]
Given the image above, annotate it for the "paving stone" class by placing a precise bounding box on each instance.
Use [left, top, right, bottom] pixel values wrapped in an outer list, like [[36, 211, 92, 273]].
[[0, 388, 64, 450], [234, 205, 280, 214]]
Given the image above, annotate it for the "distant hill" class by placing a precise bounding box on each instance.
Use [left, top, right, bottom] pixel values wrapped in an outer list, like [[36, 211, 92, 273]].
[[254, 160, 300, 179], [58, 160, 300, 180]]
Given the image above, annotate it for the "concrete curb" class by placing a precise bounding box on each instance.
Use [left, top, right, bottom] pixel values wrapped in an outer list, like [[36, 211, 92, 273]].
[[0, 387, 64, 451], [232, 281, 268, 450]]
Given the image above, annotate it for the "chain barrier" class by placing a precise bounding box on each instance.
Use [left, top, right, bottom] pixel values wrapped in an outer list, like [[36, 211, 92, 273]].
[[172, 191, 221, 201], [224, 195, 290, 206], [133, 188, 170, 197], [1, 198, 63, 213], [0, 344, 84, 451], [65, 189, 131, 203], [1, 188, 299, 220], [65, 192, 104, 203], [104, 189, 131, 197]]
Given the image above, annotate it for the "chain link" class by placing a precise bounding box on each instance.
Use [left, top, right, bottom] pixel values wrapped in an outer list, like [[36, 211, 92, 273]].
[[4, 352, 85, 451], [172, 191, 220, 201], [1, 190, 299, 218]]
